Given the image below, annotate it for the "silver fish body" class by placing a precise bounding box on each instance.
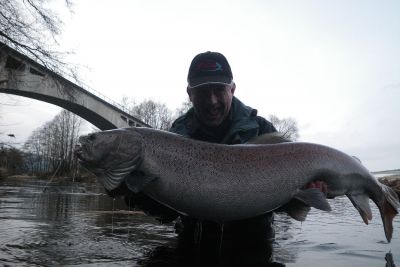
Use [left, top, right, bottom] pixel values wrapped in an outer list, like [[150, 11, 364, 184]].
[[76, 127, 399, 242]]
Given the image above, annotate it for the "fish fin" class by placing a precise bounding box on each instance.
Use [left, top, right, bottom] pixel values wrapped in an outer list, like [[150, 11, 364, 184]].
[[381, 199, 397, 243], [99, 154, 142, 191], [277, 189, 331, 221], [294, 188, 332, 212], [381, 183, 400, 211], [246, 132, 292, 144], [352, 156, 362, 164], [277, 199, 311, 221], [125, 171, 158, 193], [347, 194, 373, 225], [101, 172, 125, 191], [378, 184, 399, 242]]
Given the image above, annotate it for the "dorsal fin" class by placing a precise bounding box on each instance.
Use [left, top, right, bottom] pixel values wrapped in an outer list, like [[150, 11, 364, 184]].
[[246, 132, 292, 144], [352, 156, 362, 163]]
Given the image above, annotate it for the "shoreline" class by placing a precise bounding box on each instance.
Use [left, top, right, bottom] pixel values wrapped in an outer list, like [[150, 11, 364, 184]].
[[378, 175, 400, 197]]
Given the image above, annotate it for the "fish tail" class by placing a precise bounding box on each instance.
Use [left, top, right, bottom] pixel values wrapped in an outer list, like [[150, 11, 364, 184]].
[[377, 184, 399, 242]]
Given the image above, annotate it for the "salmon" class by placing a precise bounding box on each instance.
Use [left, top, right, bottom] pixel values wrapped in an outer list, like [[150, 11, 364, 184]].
[[76, 127, 399, 242]]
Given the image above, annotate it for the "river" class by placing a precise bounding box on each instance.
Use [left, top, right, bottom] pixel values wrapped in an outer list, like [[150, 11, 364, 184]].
[[0, 176, 398, 267]]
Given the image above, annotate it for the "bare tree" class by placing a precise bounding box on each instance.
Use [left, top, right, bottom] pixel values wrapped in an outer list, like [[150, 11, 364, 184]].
[[23, 109, 82, 176], [120, 98, 175, 130], [132, 99, 173, 130], [0, 146, 24, 176], [0, 0, 75, 77], [268, 114, 299, 141]]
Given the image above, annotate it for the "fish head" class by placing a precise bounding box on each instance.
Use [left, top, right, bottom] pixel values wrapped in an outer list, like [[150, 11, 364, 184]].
[[75, 128, 143, 190]]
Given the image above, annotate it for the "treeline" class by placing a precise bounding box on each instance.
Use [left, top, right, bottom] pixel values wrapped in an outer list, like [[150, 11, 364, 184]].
[[22, 110, 82, 176], [0, 147, 24, 177], [0, 110, 82, 177]]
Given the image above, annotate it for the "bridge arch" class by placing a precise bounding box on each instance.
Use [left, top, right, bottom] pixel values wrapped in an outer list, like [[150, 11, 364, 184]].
[[0, 41, 149, 130]]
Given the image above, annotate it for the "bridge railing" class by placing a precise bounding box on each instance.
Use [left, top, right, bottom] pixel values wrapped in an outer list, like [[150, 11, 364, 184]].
[[73, 81, 150, 127], [77, 81, 132, 116]]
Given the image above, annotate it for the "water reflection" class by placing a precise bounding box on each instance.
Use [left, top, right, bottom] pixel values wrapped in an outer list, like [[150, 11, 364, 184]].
[[0, 176, 399, 266], [138, 242, 286, 267]]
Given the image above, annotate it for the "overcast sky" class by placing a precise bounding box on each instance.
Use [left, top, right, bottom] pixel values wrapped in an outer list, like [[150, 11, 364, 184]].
[[1, 0, 399, 172]]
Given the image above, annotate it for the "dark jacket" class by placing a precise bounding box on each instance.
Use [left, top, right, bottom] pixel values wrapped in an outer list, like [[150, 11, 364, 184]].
[[169, 96, 277, 246], [170, 97, 276, 145]]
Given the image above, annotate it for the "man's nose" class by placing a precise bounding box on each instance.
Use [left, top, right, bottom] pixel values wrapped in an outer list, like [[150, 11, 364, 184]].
[[207, 90, 218, 105]]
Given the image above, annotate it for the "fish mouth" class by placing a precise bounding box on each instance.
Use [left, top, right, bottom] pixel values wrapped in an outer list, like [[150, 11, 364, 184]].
[[74, 143, 87, 161], [74, 144, 83, 157], [75, 144, 102, 171], [74, 143, 94, 164]]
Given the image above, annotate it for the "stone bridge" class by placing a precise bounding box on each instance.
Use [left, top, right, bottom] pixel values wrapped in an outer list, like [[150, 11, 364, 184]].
[[0, 41, 149, 130]]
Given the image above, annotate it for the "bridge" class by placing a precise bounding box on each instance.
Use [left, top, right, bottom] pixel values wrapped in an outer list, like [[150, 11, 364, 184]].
[[0, 41, 149, 130]]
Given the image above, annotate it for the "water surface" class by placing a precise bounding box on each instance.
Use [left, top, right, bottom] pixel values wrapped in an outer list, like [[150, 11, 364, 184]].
[[0, 176, 398, 266]]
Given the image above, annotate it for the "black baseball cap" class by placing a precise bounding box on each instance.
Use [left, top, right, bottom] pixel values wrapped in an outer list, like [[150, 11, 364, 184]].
[[187, 51, 233, 88]]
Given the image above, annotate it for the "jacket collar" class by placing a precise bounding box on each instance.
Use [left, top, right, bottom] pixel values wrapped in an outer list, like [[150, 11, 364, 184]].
[[171, 97, 260, 144]]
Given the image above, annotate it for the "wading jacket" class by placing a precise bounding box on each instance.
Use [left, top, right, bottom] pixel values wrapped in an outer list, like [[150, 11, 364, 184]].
[[170, 96, 276, 144]]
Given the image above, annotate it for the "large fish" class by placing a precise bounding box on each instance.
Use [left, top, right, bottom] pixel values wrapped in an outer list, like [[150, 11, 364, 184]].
[[75, 127, 399, 242]]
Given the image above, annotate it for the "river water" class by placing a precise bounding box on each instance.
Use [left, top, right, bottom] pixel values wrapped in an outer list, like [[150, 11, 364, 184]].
[[0, 176, 399, 267]]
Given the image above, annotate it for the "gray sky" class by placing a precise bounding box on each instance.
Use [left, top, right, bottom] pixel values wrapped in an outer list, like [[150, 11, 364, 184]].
[[1, 0, 399, 172]]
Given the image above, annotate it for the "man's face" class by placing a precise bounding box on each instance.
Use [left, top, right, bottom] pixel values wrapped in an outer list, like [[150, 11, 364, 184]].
[[187, 83, 235, 127]]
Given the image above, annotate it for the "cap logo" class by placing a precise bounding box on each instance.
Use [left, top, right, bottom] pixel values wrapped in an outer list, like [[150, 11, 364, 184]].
[[197, 60, 223, 72]]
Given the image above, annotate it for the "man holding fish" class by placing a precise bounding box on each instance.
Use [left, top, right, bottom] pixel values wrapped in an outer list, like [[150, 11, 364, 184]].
[[124, 51, 298, 263], [77, 52, 399, 266], [172, 51, 278, 260]]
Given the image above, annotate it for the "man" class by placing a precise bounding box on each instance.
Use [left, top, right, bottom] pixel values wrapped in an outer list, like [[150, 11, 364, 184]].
[[112, 52, 282, 266], [168, 51, 279, 265]]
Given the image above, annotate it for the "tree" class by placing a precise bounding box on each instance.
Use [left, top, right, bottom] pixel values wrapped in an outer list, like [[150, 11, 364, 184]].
[[0, 146, 24, 176], [23, 109, 82, 176], [268, 114, 299, 141], [120, 97, 193, 130], [131, 99, 173, 130], [0, 0, 74, 77]]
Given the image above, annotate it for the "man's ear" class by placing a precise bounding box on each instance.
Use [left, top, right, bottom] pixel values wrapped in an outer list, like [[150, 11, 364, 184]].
[[187, 86, 194, 101], [231, 83, 236, 95]]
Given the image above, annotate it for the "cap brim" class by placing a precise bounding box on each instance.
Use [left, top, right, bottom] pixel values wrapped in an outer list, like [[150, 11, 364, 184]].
[[188, 76, 232, 88]]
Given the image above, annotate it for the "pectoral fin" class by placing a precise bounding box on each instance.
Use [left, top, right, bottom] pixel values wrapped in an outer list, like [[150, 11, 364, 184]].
[[278, 199, 311, 221], [278, 188, 331, 221], [125, 171, 158, 193], [294, 188, 332, 211]]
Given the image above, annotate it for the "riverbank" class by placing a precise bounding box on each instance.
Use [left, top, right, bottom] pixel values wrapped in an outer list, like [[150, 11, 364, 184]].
[[378, 175, 400, 197], [0, 172, 97, 183]]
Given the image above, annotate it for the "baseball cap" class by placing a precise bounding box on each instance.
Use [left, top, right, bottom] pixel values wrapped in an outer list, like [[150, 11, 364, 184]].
[[187, 51, 233, 88]]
